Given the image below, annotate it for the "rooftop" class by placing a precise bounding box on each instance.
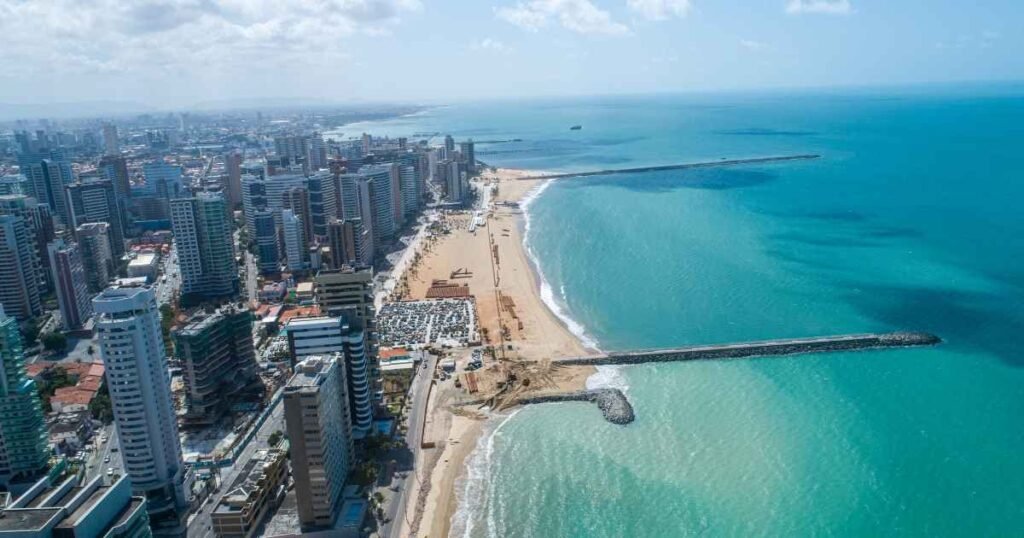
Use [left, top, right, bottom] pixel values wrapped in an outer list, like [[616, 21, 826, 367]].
[[128, 252, 157, 266]]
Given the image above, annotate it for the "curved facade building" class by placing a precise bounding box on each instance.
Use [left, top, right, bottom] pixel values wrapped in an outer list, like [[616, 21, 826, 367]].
[[285, 316, 373, 437], [94, 285, 188, 537]]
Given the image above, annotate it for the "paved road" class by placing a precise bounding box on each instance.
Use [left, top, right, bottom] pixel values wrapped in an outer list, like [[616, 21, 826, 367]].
[[244, 250, 258, 304], [186, 398, 285, 538], [156, 244, 179, 306], [381, 352, 437, 538], [84, 425, 122, 480]]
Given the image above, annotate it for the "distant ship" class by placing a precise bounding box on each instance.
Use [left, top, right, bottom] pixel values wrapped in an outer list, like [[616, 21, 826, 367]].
[[570, 125, 582, 130]]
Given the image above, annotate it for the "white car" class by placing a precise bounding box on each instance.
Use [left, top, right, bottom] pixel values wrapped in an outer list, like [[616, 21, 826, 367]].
[[107, 468, 114, 476]]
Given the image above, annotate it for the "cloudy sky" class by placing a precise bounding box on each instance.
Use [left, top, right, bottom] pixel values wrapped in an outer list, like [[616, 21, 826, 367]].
[[0, 0, 1020, 108]]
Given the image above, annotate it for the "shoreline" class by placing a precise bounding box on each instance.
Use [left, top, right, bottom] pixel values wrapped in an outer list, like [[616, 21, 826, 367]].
[[396, 167, 599, 537]]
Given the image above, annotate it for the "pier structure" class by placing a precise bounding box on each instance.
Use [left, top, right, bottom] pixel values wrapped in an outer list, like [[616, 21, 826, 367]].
[[512, 332, 939, 425], [517, 154, 821, 181]]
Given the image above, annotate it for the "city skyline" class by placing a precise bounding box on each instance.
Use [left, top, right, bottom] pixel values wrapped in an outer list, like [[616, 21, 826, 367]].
[[0, 0, 1021, 115]]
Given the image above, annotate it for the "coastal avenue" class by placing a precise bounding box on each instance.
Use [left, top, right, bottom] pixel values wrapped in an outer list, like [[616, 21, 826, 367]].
[[381, 352, 438, 538]]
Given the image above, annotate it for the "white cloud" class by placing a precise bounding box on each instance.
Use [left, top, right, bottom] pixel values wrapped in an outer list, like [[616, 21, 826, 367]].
[[472, 38, 512, 53], [739, 39, 766, 51], [627, 0, 691, 21], [497, 0, 629, 35], [785, 0, 852, 15], [0, 0, 420, 89]]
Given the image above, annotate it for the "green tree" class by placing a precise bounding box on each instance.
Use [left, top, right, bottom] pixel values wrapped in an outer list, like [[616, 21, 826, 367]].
[[268, 430, 283, 447], [90, 384, 114, 423], [41, 332, 67, 352]]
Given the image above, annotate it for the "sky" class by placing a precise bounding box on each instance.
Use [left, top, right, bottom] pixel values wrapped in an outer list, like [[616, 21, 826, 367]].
[[0, 0, 1021, 109]]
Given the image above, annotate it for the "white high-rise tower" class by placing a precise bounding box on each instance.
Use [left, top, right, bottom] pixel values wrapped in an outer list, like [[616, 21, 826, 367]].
[[93, 285, 190, 537]]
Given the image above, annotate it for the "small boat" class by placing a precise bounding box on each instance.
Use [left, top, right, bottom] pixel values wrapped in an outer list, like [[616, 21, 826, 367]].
[[570, 125, 582, 130]]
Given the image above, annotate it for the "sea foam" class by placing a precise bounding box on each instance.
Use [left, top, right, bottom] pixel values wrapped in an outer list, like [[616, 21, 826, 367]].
[[520, 178, 600, 351], [449, 409, 521, 538]]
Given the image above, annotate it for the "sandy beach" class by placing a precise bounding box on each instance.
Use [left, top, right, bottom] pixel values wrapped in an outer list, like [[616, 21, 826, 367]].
[[395, 168, 596, 537]]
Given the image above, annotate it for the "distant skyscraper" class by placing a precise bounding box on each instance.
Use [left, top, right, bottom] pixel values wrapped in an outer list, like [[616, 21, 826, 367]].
[[47, 239, 92, 330], [282, 209, 308, 272], [388, 163, 404, 228], [142, 162, 184, 200], [357, 165, 395, 248], [76, 222, 113, 293], [327, 218, 371, 269], [170, 192, 238, 300], [22, 159, 73, 227], [102, 123, 119, 155], [283, 356, 353, 529], [0, 306, 49, 489], [67, 179, 126, 261], [444, 134, 455, 153], [94, 285, 189, 537], [172, 304, 260, 426], [282, 186, 313, 248], [274, 135, 310, 170], [309, 133, 327, 170], [224, 150, 243, 208], [99, 155, 131, 199], [459, 139, 476, 174], [0, 215, 42, 320], [361, 133, 372, 155], [305, 171, 338, 239], [400, 165, 418, 218], [253, 209, 280, 275]]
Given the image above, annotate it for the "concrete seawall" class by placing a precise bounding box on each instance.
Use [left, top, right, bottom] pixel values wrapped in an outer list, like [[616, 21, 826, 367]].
[[518, 389, 635, 425], [517, 154, 821, 181], [557, 332, 941, 367]]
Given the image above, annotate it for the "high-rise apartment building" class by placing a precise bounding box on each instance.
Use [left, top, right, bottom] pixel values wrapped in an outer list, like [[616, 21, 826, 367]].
[[224, 150, 243, 208], [67, 179, 126, 261], [326, 218, 372, 269], [0, 306, 49, 490], [0, 194, 54, 295], [93, 285, 190, 537], [172, 304, 260, 426], [142, 162, 184, 200], [170, 192, 238, 301], [282, 209, 308, 272], [99, 154, 131, 198], [283, 356, 353, 530], [286, 317, 373, 437], [0, 215, 42, 320], [459, 140, 476, 174], [102, 123, 120, 156], [356, 165, 394, 248], [400, 165, 418, 218], [47, 239, 92, 330], [313, 267, 381, 407], [76, 222, 113, 293], [22, 159, 73, 227], [305, 171, 338, 239], [252, 209, 280, 275]]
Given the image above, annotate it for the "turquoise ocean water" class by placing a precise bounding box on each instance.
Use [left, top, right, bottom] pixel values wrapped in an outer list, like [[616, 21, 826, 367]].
[[345, 86, 1024, 536]]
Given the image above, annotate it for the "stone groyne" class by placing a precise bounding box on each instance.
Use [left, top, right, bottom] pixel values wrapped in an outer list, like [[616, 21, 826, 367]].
[[557, 332, 941, 367], [518, 154, 821, 181], [518, 389, 635, 425]]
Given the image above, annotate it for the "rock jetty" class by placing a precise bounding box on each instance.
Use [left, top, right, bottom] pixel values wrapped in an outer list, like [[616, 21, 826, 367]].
[[558, 332, 941, 367], [518, 389, 635, 425]]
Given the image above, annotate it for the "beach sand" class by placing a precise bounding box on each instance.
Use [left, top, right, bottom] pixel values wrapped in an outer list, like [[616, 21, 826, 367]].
[[397, 168, 596, 537]]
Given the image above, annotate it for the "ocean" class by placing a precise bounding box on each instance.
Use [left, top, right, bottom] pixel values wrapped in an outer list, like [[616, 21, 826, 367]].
[[346, 85, 1024, 537]]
